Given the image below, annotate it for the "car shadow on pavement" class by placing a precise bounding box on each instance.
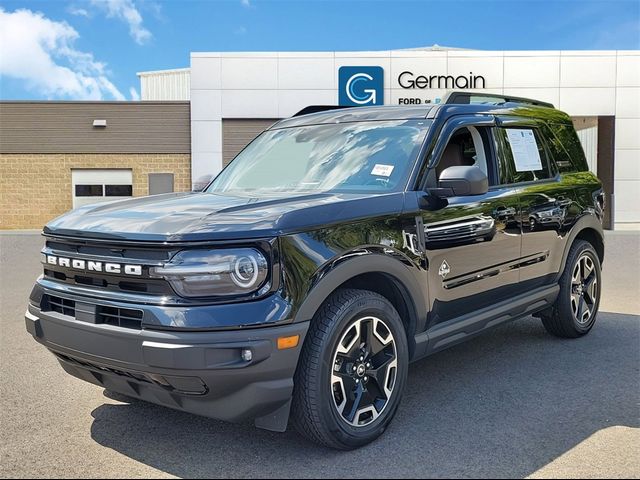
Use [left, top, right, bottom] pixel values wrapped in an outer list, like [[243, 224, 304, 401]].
[[89, 313, 639, 479]]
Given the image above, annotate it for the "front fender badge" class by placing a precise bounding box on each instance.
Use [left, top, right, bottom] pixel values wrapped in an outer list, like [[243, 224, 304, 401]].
[[439, 260, 451, 279]]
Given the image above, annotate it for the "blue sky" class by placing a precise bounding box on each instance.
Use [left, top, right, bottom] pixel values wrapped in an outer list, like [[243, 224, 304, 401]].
[[1, 0, 638, 101]]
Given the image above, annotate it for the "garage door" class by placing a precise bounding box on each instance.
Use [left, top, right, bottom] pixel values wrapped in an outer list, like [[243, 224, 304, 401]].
[[222, 119, 279, 167], [72, 169, 133, 209]]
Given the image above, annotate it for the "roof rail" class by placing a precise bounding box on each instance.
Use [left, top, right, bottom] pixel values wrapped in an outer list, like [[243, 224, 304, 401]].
[[442, 91, 554, 108], [292, 105, 354, 117]]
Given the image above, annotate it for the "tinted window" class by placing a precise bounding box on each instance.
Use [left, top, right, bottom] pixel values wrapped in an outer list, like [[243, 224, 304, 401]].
[[492, 128, 515, 184], [547, 123, 589, 173], [75, 185, 103, 197], [496, 128, 556, 183], [105, 185, 133, 196]]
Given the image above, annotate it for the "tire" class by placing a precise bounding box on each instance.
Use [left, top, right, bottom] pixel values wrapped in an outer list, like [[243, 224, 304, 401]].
[[541, 240, 601, 338], [292, 288, 409, 450]]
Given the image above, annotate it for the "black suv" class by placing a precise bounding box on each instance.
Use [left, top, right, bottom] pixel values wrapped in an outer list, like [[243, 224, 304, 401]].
[[26, 92, 605, 450]]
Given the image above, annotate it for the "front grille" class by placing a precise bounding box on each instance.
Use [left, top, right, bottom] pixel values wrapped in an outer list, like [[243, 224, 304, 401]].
[[40, 295, 143, 330], [42, 268, 172, 295], [42, 295, 76, 317], [42, 237, 178, 296], [46, 240, 173, 262], [96, 305, 143, 330]]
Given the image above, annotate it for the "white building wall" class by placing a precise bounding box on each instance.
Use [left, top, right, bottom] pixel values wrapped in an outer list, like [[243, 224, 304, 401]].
[[188, 49, 640, 224], [614, 52, 640, 224], [138, 68, 191, 101]]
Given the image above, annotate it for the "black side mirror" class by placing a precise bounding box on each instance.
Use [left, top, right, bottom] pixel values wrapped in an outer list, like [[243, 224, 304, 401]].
[[434, 165, 488, 197]]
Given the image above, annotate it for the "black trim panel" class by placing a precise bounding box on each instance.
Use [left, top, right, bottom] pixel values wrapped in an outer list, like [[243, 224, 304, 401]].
[[413, 284, 559, 360]]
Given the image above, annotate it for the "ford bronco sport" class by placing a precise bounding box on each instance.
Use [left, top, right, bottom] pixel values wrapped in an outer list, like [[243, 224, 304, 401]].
[[26, 92, 605, 450]]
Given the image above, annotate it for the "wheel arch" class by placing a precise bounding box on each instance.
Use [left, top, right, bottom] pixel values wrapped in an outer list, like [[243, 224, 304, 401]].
[[293, 253, 427, 359], [575, 228, 604, 263], [557, 215, 605, 281]]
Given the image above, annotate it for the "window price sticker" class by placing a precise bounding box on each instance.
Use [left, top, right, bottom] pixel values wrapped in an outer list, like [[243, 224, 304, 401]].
[[506, 129, 543, 172], [371, 164, 394, 177]]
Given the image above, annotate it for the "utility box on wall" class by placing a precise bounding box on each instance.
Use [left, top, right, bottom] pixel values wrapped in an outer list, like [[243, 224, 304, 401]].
[[148, 173, 175, 195]]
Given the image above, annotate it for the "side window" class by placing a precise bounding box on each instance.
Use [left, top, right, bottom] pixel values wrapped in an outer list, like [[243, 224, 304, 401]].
[[547, 123, 589, 173], [495, 127, 556, 183], [492, 128, 515, 184], [435, 126, 495, 184]]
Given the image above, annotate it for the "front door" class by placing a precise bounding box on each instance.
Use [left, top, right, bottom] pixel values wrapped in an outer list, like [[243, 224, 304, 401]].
[[418, 117, 522, 327]]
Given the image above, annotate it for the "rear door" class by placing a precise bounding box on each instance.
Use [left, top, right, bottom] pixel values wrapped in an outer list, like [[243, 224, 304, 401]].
[[493, 117, 580, 290], [418, 115, 522, 327]]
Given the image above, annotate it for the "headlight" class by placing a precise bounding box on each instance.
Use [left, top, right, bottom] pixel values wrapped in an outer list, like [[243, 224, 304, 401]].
[[151, 248, 269, 298]]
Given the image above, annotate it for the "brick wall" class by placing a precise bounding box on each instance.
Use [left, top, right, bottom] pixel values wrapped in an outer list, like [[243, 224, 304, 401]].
[[0, 154, 191, 230]]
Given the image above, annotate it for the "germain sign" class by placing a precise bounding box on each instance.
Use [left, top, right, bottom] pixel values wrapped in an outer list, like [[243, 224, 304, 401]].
[[396, 71, 486, 105], [397, 71, 486, 89], [338, 66, 487, 106]]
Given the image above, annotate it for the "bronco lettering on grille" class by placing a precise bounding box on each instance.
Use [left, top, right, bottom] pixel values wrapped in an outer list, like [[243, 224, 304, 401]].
[[44, 255, 142, 276]]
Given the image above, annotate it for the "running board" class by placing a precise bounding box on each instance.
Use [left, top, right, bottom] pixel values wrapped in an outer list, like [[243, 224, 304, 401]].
[[413, 284, 559, 360]]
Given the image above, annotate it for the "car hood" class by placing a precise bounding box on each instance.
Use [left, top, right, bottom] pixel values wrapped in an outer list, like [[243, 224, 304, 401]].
[[44, 191, 406, 242]]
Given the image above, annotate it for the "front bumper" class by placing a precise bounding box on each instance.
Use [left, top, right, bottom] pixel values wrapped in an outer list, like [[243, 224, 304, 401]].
[[25, 301, 309, 431]]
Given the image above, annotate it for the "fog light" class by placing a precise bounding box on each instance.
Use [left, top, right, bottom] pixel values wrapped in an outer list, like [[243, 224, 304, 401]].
[[241, 348, 253, 362]]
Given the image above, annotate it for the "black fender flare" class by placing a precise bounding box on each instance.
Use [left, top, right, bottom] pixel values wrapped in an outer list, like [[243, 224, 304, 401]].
[[293, 252, 428, 344], [556, 214, 605, 281]]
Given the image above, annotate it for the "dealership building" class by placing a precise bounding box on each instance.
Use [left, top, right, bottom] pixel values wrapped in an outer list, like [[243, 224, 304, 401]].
[[1, 46, 638, 229]]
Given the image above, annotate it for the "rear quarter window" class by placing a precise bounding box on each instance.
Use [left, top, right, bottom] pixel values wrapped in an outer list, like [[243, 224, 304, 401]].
[[546, 123, 589, 173]]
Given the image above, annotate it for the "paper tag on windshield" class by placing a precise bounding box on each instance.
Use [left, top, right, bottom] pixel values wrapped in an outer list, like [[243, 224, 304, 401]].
[[371, 164, 394, 177]]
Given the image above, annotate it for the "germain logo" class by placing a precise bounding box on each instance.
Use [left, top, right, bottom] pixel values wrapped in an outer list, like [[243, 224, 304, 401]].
[[43, 254, 143, 276], [339, 66, 384, 106], [398, 71, 485, 90]]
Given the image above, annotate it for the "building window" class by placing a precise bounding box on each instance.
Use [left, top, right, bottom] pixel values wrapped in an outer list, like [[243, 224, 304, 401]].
[[75, 185, 104, 197], [105, 184, 133, 197]]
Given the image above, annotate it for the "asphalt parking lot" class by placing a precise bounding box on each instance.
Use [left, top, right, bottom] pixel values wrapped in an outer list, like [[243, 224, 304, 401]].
[[1, 231, 638, 479]]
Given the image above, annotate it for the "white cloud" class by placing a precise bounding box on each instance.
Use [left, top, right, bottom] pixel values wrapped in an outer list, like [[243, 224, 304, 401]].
[[90, 0, 151, 45], [129, 86, 140, 101], [68, 6, 90, 17], [0, 8, 125, 100], [241, 0, 251, 7]]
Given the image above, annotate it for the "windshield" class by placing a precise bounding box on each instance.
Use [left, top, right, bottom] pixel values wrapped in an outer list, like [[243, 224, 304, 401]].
[[207, 120, 431, 196]]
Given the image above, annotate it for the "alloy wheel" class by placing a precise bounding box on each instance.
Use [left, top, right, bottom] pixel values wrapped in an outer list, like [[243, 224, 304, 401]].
[[330, 316, 398, 428], [571, 253, 598, 324]]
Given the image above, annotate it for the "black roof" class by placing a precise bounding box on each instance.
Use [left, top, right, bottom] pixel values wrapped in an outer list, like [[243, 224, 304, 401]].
[[270, 102, 571, 130], [271, 105, 435, 129]]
